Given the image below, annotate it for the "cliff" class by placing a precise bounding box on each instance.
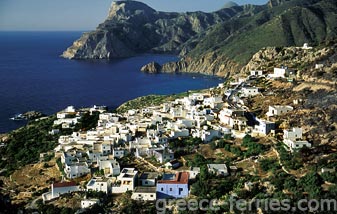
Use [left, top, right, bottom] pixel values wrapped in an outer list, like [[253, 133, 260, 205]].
[[63, 0, 337, 77], [62, 0, 248, 59]]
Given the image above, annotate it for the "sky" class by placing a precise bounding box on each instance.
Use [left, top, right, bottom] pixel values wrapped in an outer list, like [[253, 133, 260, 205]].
[[0, 0, 268, 31]]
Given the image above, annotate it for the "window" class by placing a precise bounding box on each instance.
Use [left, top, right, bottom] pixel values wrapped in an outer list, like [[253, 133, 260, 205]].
[[161, 188, 164, 191], [145, 181, 148, 184], [170, 188, 173, 191], [150, 195, 153, 197]]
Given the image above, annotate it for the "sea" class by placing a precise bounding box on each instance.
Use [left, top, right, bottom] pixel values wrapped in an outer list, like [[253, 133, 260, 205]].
[[0, 31, 223, 134]]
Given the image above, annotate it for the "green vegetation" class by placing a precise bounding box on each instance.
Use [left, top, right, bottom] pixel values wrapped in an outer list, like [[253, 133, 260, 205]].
[[116, 89, 206, 113], [259, 158, 280, 172], [241, 135, 268, 158], [321, 172, 337, 184], [189, 0, 337, 67], [0, 116, 58, 175], [75, 112, 100, 131], [191, 165, 235, 199], [276, 143, 303, 170], [0, 111, 101, 175]]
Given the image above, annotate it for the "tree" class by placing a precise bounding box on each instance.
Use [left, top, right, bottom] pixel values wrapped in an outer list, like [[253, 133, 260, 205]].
[[242, 135, 254, 145], [298, 172, 324, 198], [191, 154, 207, 167]]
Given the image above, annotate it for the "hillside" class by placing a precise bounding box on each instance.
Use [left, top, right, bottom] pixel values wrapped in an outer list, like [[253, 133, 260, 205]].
[[156, 0, 337, 76]]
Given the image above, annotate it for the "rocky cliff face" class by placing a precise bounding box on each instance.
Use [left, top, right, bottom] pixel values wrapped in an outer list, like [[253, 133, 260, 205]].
[[62, 0, 245, 59], [141, 53, 239, 77], [140, 62, 162, 74], [63, 0, 337, 78]]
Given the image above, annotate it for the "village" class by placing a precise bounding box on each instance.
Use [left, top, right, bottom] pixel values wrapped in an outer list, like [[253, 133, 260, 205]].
[[40, 61, 317, 210]]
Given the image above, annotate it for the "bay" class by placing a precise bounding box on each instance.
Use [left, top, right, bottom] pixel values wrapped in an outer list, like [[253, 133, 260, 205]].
[[0, 32, 223, 133]]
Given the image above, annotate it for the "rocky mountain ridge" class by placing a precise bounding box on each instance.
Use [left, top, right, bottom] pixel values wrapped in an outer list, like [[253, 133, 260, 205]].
[[63, 0, 337, 77], [62, 0, 261, 59], [142, 0, 337, 76]]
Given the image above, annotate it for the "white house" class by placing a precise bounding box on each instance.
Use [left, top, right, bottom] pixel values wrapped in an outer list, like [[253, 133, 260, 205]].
[[81, 199, 100, 209], [90, 105, 107, 114], [131, 187, 157, 201], [151, 149, 175, 164], [154, 135, 169, 144], [240, 87, 259, 97], [112, 148, 125, 159], [49, 129, 60, 135], [176, 119, 196, 129], [87, 177, 111, 194], [42, 182, 79, 203], [170, 106, 187, 119], [164, 159, 181, 169], [156, 172, 189, 199], [64, 162, 90, 179], [203, 96, 223, 108], [98, 142, 111, 156], [283, 127, 303, 141], [250, 70, 263, 76], [170, 128, 189, 138], [284, 139, 311, 152], [268, 67, 291, 79], [219, 108, 246, 128], [56, 106, 77, 119], [131, 172, 158, 201], [189, 167, 200, 180], [139, 172, 158, 187], [283, 127, 311, 152], [254, 118, 275, 135], [111, 168, 138, 194], [189, 93, 204, 102], [200, 129, 221, 142], [266, 105, 293, 117], [207, 164, 229, 176], [98, 159, 120, 176]]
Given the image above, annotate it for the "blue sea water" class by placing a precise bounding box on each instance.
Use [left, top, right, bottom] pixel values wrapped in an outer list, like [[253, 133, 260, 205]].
[[0, 32, 223, 134]]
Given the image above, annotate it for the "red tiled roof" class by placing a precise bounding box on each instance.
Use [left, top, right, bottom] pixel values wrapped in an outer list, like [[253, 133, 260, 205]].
[[158, 172, 189, 184], [52, 181, 77, 188]]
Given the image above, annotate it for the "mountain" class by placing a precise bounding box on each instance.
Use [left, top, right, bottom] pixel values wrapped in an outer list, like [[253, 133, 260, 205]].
[[63, 0, 337, 76], [156, 0, 337, 76], [62, 0, 262, 59]]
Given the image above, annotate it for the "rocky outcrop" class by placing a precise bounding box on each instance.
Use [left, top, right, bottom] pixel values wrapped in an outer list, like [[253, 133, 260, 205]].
[[141, 62, 162, 73], [22, 111, 45, 120], [141, 52, 239, 77]]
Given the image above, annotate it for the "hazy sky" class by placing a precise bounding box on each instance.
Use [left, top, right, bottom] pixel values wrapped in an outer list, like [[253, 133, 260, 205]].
[[0, 0, 268, 31]]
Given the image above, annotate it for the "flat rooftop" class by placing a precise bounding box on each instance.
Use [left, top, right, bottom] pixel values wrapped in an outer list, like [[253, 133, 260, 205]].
[[140, 172, 159, 180], [158, 172, 189, 184], [134, 186, 156, 193]]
